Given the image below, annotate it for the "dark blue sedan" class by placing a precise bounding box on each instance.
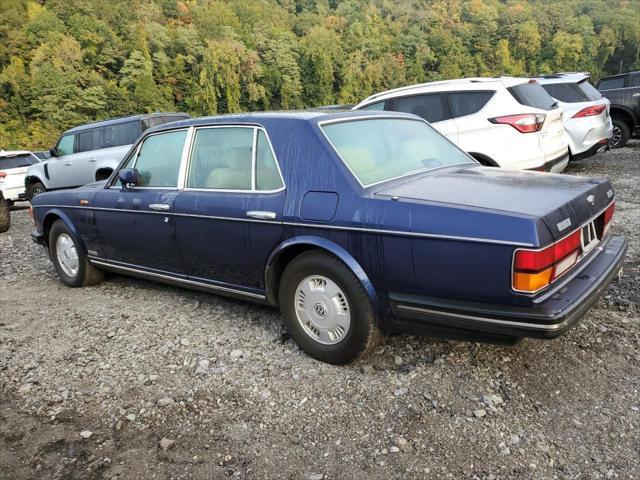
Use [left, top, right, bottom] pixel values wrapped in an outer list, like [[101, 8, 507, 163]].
[[30, 111, 626, 364]]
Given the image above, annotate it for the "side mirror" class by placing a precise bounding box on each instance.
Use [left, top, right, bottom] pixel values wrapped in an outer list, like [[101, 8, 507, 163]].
[[118, 168, 140, 190], [49, 148, 58, 157]]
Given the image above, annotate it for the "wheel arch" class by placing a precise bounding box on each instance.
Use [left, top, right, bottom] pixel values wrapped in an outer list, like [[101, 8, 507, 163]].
[[610, 106, 637, 129], [41, 209, 82, 250], [265, 236, 378, 308], [25, 174, 47, 189], [468, 152, 498, 167], [95, 167, 114, 182]]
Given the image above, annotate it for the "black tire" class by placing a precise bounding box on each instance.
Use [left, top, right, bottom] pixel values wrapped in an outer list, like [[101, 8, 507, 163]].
[[279, 250, 382, 364], [49, 220, 104, 287], [0, 195, 10, 233], [27, 181, 46, 202], [611, 118, 631, 149]]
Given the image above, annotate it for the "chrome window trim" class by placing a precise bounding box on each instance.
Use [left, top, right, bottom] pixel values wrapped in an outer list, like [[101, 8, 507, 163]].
[[183, 125, 286, 194], [32, 204, 533, 247], [317, 115, 473, 189]]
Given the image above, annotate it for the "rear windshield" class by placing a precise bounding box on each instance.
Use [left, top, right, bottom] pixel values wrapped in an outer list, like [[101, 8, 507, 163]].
[[0, 154, 38, 169], [321, 117, 473, 187], [541, 80, 602, 103], [508, 83, 558, 110]]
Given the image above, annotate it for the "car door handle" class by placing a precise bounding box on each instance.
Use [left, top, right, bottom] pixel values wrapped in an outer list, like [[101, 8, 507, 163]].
[[64, 162, 72, 166], [88, 158, 97, 162], [246, 210, 276, 220], [149, 203, 170, 211]]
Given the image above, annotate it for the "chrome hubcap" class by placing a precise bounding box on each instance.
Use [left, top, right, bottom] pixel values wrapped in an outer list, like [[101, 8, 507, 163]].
[[56, 233, 79, 277], [294, 275, 351, 345]]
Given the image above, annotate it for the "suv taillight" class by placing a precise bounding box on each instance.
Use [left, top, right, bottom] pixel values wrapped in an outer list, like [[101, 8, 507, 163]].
[[0, 171, 6, 182], [572, 104, 606, 118], [489, 114, 546, 133]]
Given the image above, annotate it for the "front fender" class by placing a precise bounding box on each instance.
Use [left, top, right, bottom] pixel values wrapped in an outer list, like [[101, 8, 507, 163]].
[[265, 235, 378, 307], [39, 208, 85, 253]]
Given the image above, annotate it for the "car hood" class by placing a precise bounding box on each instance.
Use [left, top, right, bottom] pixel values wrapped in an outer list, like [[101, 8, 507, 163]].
[[373, 165, 613, 244]]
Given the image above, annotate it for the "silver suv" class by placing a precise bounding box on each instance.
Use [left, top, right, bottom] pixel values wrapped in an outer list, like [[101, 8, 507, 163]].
[[25, 113, 189, 200]]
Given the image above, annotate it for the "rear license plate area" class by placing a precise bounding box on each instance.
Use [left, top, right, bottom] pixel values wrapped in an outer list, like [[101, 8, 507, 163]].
[[581, 221, 599, 253]]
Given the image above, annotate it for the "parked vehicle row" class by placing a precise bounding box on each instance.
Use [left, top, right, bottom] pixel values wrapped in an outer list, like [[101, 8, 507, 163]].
[[597, 70, 640, 148], [354, 77, 570, 172], [25, 112, 190, 200], [29, 111, 626, 364]]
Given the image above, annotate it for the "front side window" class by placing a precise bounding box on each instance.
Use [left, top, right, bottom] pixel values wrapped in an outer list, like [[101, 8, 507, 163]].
[[56, 134, 76, 156], [449, 91, 495, 118], [395, 94, 451, 123], [321, 118, 473, 187], [132, 130, 187, 187], [187, 127, 284, 191]]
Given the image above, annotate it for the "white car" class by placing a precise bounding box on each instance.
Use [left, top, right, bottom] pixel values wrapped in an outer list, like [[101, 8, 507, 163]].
[[353, 77, 570, 172], [0, 150, 40, 204], [535, 73, 613, 160]]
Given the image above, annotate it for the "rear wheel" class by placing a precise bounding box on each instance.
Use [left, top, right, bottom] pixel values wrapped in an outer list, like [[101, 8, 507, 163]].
[[49, 220, 103, 287], [611, 118, 631, 149], [27, 181, 46, 202], [0, 194, 10, 233], [279, 251, 381, 364]]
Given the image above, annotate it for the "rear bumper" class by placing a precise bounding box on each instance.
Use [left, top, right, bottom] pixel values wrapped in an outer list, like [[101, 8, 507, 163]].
[[388, 235, 626, 340], [0, 185, 27, 202], [527, 150, 570, 173], [571, 138, 610, 161]]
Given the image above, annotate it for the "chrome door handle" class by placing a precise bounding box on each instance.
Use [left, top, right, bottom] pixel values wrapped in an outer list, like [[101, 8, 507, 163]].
[[246, 210, 276, 220], [149, 203, 170, 211], [64, 162, 72, 166], [88, 158, 97, 162]]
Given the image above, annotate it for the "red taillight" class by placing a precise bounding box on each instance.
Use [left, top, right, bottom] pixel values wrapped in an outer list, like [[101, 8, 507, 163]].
[[0, 171, 6, 178], [513, 230, 582, 293], [572, 104, 606, 118], [603, 201, 615, 236], [489, 114, 546, 133]]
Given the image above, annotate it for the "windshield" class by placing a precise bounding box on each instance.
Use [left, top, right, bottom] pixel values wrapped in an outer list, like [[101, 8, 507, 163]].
[[321, 117, 473, 187]]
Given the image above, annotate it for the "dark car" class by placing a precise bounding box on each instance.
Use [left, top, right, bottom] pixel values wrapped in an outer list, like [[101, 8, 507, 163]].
[[29, 111, 626, 364], [596, 71, 640, 148]]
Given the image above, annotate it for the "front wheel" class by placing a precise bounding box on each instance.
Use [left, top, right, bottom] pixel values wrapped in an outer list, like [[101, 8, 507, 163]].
[[27, 181, 46, 202], [49, 220, 104, 287], [611, 118, 631, 149], [279, 251, 381, 364]]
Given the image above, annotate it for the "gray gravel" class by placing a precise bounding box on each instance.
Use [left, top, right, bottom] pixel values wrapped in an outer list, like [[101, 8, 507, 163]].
[[1, 142, 639, 480]]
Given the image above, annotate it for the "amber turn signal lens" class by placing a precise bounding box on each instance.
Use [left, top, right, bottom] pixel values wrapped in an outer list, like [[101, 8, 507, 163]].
[[513, 268, 553, 292]]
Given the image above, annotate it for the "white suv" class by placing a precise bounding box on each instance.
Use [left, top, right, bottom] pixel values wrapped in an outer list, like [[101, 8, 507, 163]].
[[353, 78, 570, 172], [0, 150, 40, 205], [535, 73, 613, 160]]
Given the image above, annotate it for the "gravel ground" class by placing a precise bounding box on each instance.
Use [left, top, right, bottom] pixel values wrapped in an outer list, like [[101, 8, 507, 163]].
[[1, 142, 638, 480]]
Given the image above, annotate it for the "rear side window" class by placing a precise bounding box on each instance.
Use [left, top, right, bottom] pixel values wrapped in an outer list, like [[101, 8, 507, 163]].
[[395, 94, 451, 123], [632, 75, 640, 87], [576, 80, 602, 101], [360, 102, 386, 111], [105, 121, 142, 148], [133, 130, 187, 187], [508, 83, 557, 110], [256, 130, 284, 191], [448, 91, 494, 118], [598, 77, 625, 90], [56, 134, 76, 155], [0, 154, 39, 169]]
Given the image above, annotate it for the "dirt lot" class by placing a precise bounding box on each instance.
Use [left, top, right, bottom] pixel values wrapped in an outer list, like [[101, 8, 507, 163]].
[[1, 142, 638, 480]]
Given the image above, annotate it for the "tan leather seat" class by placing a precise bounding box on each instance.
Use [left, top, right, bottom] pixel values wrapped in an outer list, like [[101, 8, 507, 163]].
[[205, 147, 252, 189]]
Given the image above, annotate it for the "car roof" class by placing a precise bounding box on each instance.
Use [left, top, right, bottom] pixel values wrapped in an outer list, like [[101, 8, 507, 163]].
[[0, 149, 34, 157], [63, 112, 190, 135], [355, 77, 529, 107], [534, 72, 590, 84], [145, 110, 418, 135]]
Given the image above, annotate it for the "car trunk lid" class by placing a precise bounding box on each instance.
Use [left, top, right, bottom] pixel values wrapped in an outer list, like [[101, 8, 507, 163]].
[[373, 165, 613, 244]]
